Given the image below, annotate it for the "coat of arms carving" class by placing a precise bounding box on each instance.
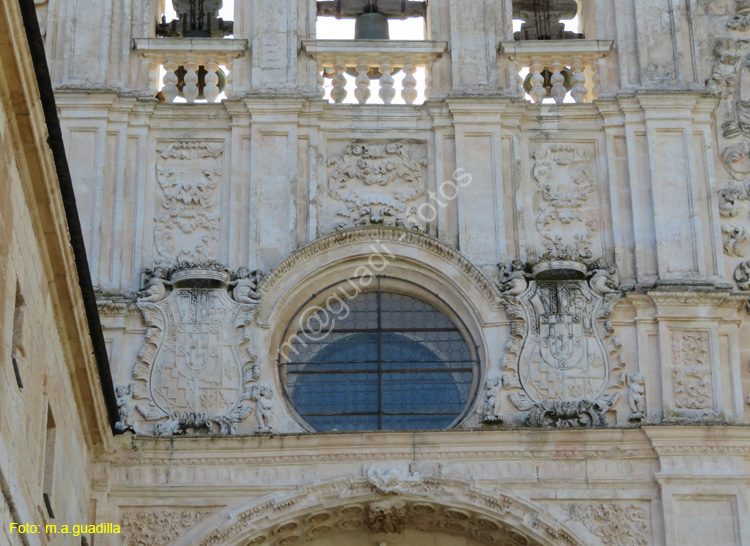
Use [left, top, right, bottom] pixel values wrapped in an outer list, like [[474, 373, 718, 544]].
[[494, 260, 628, 427], [123, 263, 267, 435]]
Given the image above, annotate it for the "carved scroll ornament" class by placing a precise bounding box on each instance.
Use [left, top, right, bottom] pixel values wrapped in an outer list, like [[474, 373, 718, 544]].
[[327, 142, 427, 231]]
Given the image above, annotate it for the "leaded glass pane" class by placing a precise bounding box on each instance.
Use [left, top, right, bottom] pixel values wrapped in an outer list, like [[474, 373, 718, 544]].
[[281, 283, 477, 431]]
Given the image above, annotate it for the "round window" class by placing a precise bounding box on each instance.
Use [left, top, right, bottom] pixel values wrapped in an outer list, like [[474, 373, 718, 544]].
[[278, 278, 478, 431]]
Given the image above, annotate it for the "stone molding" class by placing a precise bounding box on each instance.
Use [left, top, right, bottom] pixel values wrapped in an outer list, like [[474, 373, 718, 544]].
[[179, 475, 599, 546], [105, 447, 662, 468], [103, 428, 662, 467], [258, 226, 501, 306]]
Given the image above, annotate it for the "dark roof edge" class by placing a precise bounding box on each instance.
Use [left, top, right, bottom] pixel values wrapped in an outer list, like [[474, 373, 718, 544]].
[[18, 0, 120, 431]]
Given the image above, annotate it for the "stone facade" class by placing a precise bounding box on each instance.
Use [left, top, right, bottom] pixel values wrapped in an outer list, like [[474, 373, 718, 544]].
[[6, 0, 750, 544]]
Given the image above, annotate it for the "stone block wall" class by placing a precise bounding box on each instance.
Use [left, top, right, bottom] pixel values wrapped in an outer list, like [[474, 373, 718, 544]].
[[0, 0, 111, 544]]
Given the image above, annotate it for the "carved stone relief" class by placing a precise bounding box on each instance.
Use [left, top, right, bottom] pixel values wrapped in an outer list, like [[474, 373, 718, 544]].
[[120, 508, 215, 546], [326, 142, 427, 232], [153, 142, 223, 264], [670, 330, 714, 412], [119, 262, 272, 436], [364, 464, 433, 495], [494, 260, 629, 427], [95, 289, 140, 316], [195, 475, 588, 546], [530, 143, 598, 260], [563, 502, 651, 546], [713, 3, 750, 302], [368, 498, 407, 534]]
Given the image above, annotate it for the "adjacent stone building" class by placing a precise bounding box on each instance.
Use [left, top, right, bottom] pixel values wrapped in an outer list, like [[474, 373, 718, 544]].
[[0, 0, 117, 544], [5, 0, 750, 544]]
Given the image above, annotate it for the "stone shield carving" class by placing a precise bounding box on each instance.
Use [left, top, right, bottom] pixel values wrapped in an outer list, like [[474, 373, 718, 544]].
[[131, 266, 260, 435], [499, 262, 625, 427], [326, 142, 426, 231], [518, 282, 608, 402], [153, 141, 223, 264]]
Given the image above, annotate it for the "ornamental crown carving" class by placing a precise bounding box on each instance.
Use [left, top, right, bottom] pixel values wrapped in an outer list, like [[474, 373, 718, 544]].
[[327, 142, 427, 231], [119, 263, 269, 436], [492, 259, 629, 428]]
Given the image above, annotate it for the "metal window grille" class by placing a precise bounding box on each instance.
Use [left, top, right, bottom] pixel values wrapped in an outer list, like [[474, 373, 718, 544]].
[[279, 277, 479, 432]]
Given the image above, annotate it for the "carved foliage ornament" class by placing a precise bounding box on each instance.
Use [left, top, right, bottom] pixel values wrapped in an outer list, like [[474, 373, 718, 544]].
[[531, 143, 598, 260], [566, 503, 651, 546], [496, 260, 628, 427], [121, 508, 214, 546], [713, 4, 750, 299], [121, 263, 272, 436], [670, 331, 713, 411], [327, 142, 426, 231], [368, 499, 407, 534], [154, 141, 223, 264], [363, 464, 436, 495]]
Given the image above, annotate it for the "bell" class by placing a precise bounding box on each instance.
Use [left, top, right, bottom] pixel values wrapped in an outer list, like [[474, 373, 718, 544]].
[[354, 12, 390, 40]]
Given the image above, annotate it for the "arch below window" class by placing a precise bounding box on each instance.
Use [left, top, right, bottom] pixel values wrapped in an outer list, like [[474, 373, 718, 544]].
[[278, 276, 480, 432]]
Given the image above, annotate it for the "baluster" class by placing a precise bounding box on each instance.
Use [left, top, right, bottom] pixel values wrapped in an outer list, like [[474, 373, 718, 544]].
[[331, 60, 348, 104], [148, 61, 159, 98], [528, 62, 546, 103], [549, 61, 566, 104], [570, 59, 587, 103], [592, 59, 602, 100], [354, 59, 371, 104], [316, 63, 325, 99], [204, 60, 220, 102], [425, 62, 434, 101], [513, 61, 524, 98], [225, 61, 234, 99], [401, 59, 418, 105], [379, 58, 396, 105], [183, 60, 199, 103], [163, 60, 179, 103]]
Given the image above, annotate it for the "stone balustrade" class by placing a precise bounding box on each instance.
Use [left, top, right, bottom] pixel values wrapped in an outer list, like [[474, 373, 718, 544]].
[[134, 38, 248, 103], [302, 39, 448, 105], [499, 39, 614, 104]]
